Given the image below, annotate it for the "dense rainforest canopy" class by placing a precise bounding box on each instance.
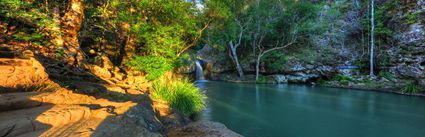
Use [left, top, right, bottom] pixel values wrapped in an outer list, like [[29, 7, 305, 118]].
[[0, 0, 424, 115]]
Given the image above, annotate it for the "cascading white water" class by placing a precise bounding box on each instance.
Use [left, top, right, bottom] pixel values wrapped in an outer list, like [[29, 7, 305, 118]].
[[195, 60, 205, 80], [370, 0, 375, 79]]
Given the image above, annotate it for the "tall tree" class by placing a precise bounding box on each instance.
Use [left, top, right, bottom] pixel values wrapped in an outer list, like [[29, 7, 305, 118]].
[[203, 0, 250, 80], [228, 19, 245, 79], [61, 0, 85, 66]]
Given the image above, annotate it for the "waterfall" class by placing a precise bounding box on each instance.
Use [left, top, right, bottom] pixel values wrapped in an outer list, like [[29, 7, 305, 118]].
[[370, 0, 375, 79], [195, 60, 205, 80]]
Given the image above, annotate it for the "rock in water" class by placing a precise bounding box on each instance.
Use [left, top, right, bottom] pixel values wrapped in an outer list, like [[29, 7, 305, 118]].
[[168, 121, 242, 137]]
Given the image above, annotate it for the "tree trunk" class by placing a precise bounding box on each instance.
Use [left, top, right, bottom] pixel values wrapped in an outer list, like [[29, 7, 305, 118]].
[[52, 6, 64, 47], [61, 0, 85, 66], [229, 41, 245, 80]]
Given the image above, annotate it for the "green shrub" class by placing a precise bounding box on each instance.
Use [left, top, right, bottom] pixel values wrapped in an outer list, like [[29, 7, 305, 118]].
[[378, 71, 395, 80], [264, 52, 287, 72], [404, 11, 421, 25], [128, 55, 174, 80], [332, 74, 352, 82], [151, 78, 205, 116], [332, 74, 353, 85], [401, 83, 421, 94], [256, 75, 268, 84], [316, 78, 327, 85]]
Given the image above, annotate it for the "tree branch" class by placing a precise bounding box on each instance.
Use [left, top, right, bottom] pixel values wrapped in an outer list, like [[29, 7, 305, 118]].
[[176, 20, 211, 57], [234, 18, 244, 49]]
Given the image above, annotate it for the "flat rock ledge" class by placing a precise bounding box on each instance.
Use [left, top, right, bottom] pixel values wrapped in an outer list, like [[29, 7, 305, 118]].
[[168, 121, 242, 137]]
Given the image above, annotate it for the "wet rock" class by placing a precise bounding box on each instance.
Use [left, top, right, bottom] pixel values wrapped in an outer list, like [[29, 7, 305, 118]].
[[168, 121, 242, 137], [273, 75, 288, 83]]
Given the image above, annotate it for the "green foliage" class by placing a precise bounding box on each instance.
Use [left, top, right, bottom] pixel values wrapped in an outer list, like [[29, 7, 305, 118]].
[[352, 59, 368, 69], [363, 0, 401, 37], [378, 71, 395, 80], [151, 78, 205, 116], [332, 74, 353, 85], [95, 0, 204, 79], [401, 83, 421, 94], [316, 78, 327, 86], [256, 75, 268, 84], [12, 31, 46, 44], [264, 51, 287, 72], [0, 0, 59, 46], [282, 1, 323, 35], [404, 11, 422, 25], [128, 55, 174, 80], [55, 49, 64, 57]]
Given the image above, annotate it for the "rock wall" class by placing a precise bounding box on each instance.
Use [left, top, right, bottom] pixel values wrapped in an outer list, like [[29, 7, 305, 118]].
[[388, 1, 425, 85]]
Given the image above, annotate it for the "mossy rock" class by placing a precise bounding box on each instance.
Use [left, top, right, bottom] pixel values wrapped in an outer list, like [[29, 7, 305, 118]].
[[256, 75, 276, 84]]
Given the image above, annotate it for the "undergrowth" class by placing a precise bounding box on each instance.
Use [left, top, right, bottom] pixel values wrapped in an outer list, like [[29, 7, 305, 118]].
[[401, 83, 421, 94]]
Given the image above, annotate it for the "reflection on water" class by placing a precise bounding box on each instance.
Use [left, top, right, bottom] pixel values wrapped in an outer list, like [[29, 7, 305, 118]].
[[196, 82, 425, 137]]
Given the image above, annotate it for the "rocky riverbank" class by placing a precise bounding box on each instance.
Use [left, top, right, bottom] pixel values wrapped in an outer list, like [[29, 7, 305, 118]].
[[0, 48, 241, 137]]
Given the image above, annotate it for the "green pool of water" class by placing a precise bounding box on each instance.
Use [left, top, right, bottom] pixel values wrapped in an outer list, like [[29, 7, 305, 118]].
[[196, 81, 425, 137]]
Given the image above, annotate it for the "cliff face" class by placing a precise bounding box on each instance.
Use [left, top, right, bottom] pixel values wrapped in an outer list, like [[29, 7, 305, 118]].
[[387, 0, 425, 84]]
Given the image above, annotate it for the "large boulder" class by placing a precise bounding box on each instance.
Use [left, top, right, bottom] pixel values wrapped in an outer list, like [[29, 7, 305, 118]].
[[168, 121, 242, 137], [0, 58, 49, 88]]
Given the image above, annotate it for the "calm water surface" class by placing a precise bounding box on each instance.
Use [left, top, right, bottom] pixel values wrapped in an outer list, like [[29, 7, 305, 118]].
[[196, 81, 425, 137]]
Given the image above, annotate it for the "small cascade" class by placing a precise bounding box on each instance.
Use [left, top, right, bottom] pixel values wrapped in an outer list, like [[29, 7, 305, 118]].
[[370, 0, 375, 79], [195, 60, 205, 80]]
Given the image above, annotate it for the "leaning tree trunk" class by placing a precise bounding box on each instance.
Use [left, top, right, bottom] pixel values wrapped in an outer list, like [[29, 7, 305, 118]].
[[61, 0, 85, 66], [229, 41, 245, 80]]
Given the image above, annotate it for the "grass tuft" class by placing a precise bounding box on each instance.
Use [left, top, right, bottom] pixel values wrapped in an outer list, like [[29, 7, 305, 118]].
[[401, 83, 421, 94], [151, 78, 205, 116]]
